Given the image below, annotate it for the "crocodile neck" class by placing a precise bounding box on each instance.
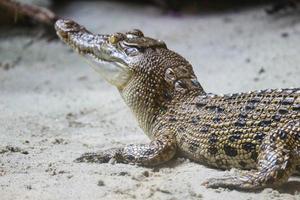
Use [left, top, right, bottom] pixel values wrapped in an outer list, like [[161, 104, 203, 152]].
[[119, 48, 205, 137]]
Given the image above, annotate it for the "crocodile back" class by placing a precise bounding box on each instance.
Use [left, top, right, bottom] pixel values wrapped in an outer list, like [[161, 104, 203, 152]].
[[156, 88, 300, 169]]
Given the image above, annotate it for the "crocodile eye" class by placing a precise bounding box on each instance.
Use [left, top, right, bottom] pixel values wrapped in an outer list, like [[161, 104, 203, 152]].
[[127, 29, 144, 37], [108, 33, 124, 44], [109, 35, 118, 44]]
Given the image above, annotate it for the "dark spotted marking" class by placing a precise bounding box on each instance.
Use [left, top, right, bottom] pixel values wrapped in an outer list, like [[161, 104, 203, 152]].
[[206, 105, 217, 112], [266, 176, 275, 185], [270, 135, 277, 142], [163, 91, 172, 101], [281, 98, 294, 105], [156, 124, 164, 131], [254, 132, 266, 142], [195, 101, 207, 108], [258, 119, 272, 127], [288, 120, 298, 127], [168, 116, 177, 122], [239, 161, 247, 168], [156, 140, 164, 146], [213, 116, 221, 123], [245, 102, 256, 110], [239, 111, 248, 118], [260, 143, 267, 152], [279, 130, 287, 140], [126, 155, 136, 161], [199, 125, 209, 133], [191, 116, 200, 125], [235, 118, 246, 127], [209, 133, 218, 144], [224, 144, 238, 157], [256, 91, 264, 97], [294, 132, 300, 141], [292, 104, 300, 111], [278, 108, 289, 115], [145, 148, 155, 155], [177, 126, 185, 133], [159, 105, 168, 114], [208, 146, 218, 155], [249, 97, 261, 103], [216, 107, 224, 113], [281, 150, 288, 157], [228, 133, 241, 142], [188, 143, 199, 153], [242, 142, 256, 152], [272, 114, 281, 121], [251, 152, 258, 161], [276, 169, 285, 179]]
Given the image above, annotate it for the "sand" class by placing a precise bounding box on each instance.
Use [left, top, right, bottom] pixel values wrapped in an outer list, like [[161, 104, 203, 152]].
[[0, 1, 300, 199]]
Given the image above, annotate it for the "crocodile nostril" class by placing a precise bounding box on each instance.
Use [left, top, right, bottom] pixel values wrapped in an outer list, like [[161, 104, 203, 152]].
[[55, 19, 84, 33]]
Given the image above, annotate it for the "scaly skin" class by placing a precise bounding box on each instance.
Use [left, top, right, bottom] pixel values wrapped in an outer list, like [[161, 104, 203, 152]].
[[55, 19, 300, 190]]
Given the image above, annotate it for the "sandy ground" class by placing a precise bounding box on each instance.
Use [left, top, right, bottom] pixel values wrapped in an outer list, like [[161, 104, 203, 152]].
[[1, 1, 300, 200]]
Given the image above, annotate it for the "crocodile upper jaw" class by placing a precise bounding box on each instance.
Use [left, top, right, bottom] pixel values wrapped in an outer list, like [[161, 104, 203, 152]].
[[55, 19, 131, 88]]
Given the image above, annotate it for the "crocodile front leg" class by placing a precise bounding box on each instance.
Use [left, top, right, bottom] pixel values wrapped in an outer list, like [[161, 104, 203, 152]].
[[203, 120, 300, 190], [75, 135, 177, 166]]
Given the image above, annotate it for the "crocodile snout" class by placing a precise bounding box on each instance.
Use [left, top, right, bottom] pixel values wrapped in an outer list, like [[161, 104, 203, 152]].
[[55, 19, 86, 38]]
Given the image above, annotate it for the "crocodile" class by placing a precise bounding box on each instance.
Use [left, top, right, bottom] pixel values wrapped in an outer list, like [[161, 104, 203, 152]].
[[55, 19, 300, 190]]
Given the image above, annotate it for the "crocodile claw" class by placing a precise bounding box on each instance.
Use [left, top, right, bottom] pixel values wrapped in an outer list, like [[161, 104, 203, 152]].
[[202, 176, 255, 190], [74, 148, 123, 163]]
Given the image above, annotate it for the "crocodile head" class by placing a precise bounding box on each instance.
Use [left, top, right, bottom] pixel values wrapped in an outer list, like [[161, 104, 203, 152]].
[[55, 19, 202, 134], [55, 19, 167, 89]]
